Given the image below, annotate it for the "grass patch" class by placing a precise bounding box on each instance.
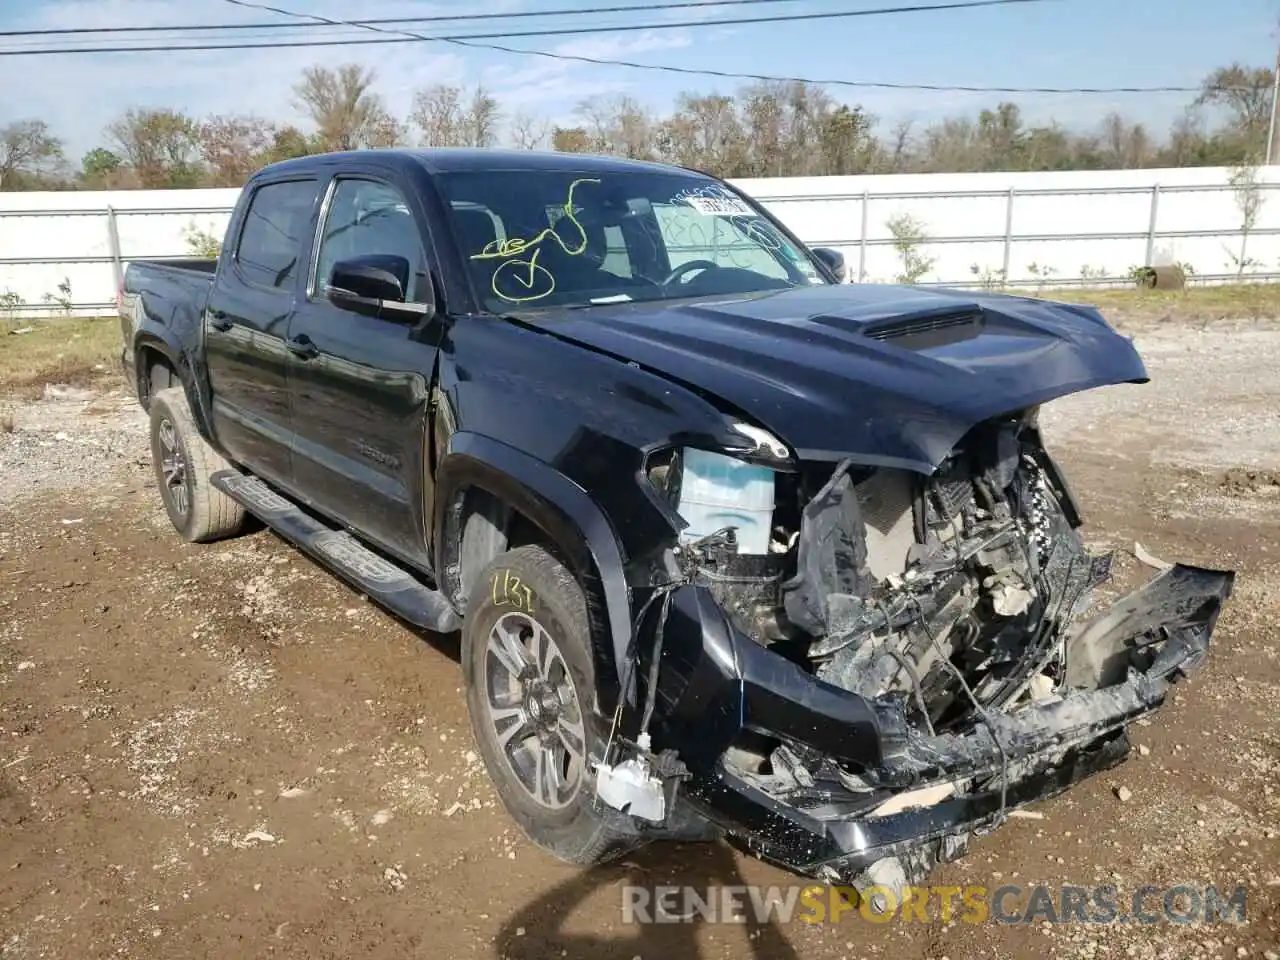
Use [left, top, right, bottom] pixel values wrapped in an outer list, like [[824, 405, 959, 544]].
[[1038, 283, 1280, 324], [0, 316, 123, 399]]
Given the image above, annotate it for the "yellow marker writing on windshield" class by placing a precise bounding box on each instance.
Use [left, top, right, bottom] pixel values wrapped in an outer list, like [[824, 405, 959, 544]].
[[470, 177, 601, 263], [490, 248, 557, 304], [471, 177, 601, 303]]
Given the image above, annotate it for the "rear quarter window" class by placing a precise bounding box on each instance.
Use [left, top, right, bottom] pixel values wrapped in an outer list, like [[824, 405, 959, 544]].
[[235, 179, 319, 289]]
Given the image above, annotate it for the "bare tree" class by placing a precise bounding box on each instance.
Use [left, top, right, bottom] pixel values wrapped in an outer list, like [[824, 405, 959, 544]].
[[509, 109, 551, 150], [1098, 112, 1154, 169], [14, 56, 1280, 189], [574, 94, 656, 159], [295, 64, 401, 151], [576, 95, 618, 154], [464, 86, 502, 148], [106, 108, 202, 188], [659, 92, 745, 175], [887, 120, 915, 172], [411, 84, 500, 147], [411, 84, 464, 146], [1164, 108, 1210, 167], [0, 119, 65, 190], [365, 112, 406, 149]]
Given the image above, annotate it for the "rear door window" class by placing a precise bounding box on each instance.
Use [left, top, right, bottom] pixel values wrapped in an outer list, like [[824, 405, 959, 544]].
[[235, 179, 319, 290]]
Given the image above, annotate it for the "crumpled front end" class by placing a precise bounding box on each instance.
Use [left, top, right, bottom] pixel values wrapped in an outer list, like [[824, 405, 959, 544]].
[[602, 409, 1233, 895], [644, 560, 1229, 893]]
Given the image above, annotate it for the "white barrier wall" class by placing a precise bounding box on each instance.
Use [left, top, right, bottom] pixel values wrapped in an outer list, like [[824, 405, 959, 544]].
[[0, 188, 237, 313], [736, 166, 1280, 288], [1, 166, 1277, 314]]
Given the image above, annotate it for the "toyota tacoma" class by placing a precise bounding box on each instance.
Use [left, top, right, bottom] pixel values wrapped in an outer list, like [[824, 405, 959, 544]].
[[118, 148, 1233, 900]]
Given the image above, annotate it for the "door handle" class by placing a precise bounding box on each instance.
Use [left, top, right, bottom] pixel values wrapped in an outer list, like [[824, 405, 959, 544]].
[[287, 334, 319, 360], [208, 313, 233, 332]]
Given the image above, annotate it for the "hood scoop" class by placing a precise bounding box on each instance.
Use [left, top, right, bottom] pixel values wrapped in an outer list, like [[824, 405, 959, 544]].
[[863, 310, 984, 350]]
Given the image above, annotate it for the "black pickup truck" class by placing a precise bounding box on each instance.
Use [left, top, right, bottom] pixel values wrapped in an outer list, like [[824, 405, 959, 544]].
[[119, 148, 1232, 900]]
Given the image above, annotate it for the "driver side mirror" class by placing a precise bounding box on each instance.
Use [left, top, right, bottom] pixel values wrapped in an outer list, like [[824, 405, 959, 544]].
[[811, 247, 848, 283], [327, 254, 434, 320]]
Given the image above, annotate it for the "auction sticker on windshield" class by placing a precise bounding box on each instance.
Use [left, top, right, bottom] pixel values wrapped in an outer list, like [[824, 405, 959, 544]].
[[680, 195, 755, 217]]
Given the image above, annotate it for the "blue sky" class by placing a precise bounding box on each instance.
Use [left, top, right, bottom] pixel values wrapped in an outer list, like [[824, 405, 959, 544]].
[[0, 0, 1273, 159]]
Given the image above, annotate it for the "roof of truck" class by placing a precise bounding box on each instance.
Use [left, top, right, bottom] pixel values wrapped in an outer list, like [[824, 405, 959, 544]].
[[256, 148, 705, 180]]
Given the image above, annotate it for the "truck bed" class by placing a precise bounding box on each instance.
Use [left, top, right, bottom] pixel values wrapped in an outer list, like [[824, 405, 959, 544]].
[[119, 258, 219, 392]]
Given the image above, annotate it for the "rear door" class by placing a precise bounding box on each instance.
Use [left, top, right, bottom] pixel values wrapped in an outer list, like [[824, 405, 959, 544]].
[[284, 173, 443, 566], [204, 176, 320, 484]]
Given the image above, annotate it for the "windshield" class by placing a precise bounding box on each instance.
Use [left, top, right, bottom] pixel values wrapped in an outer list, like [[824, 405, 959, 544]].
[[437, 169, 827, 311]]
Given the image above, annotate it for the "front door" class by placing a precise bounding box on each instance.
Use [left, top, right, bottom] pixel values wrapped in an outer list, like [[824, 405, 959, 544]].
[[204, 177, 320, 485], [285, 175, 442, 566]]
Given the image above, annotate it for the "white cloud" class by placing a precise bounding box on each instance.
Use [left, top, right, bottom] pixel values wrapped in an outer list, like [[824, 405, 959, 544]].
[[482, 30, 694, 111]]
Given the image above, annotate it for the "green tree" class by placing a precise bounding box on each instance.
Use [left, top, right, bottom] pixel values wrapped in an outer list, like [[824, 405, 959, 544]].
[[1195, 63, 1274, 158], [264, 126, 315, 164], [551, 126, 592, 153], [106, 108, 203, 188], [818, 104, 878, 175], [81, 147, 121, 179]]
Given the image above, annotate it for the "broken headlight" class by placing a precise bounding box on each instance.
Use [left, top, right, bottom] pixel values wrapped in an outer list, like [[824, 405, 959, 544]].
[[725, 420, 790, 462], [645, 424, 789, 557]]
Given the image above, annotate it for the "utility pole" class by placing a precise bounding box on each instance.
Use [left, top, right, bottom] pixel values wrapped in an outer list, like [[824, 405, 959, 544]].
[[1269, 36, 1280, 164]]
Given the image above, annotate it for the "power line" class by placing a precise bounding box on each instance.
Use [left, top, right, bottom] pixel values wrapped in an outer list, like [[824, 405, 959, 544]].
[[0, 0, 1064, 60], [0, 0, 804, 38], [0, 0, 1212, 96], [225, 0, 1208, 96]]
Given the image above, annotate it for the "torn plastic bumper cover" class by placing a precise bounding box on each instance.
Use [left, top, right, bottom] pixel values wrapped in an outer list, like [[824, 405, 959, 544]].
[[654, 562, 1233, 884]]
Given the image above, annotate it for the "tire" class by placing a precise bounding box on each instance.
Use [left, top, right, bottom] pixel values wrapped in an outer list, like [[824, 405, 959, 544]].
[[462, 545, 631, 865], [149, 386, 247, 543], [140, 361, 173, 412], [149, 362, 173, 395]]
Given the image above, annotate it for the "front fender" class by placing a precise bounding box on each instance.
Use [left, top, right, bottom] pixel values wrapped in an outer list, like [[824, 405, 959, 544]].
[[435, 432, 633, 714]]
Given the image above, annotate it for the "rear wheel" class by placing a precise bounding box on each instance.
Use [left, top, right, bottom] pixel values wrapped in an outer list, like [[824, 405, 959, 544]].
[[149, 387, 246, 543], [462, 545, 632, 865]]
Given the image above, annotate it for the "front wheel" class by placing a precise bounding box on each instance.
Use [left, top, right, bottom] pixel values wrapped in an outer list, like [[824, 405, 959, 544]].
[[462, 545, 633, 865]]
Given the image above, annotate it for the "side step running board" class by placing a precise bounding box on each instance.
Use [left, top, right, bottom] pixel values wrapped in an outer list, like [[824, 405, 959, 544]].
[[211, 470, 461, 633]]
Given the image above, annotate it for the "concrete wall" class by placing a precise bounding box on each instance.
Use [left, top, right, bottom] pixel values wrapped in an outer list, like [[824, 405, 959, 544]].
[[1, 166, 1277, 315]]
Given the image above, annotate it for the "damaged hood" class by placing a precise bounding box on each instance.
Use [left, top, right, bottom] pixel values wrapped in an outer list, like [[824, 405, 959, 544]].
[[516, 284, 1148, 471]]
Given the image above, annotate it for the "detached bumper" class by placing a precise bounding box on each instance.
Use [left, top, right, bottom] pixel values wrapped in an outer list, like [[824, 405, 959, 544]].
[[651, 563, 1233, 884]]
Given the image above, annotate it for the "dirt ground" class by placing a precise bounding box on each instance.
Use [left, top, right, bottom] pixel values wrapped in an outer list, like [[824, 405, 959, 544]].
[[1, 316, 1278, 959]]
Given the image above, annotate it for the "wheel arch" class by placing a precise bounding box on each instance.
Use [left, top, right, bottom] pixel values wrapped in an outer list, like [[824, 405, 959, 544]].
[[435, 432, 632, 715], [132, 330, 215, 439]]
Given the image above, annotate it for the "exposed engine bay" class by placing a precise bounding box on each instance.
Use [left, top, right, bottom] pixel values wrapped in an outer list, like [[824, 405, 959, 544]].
[[618, 399, 1231, 897], [662, 408, 1119, 742]]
